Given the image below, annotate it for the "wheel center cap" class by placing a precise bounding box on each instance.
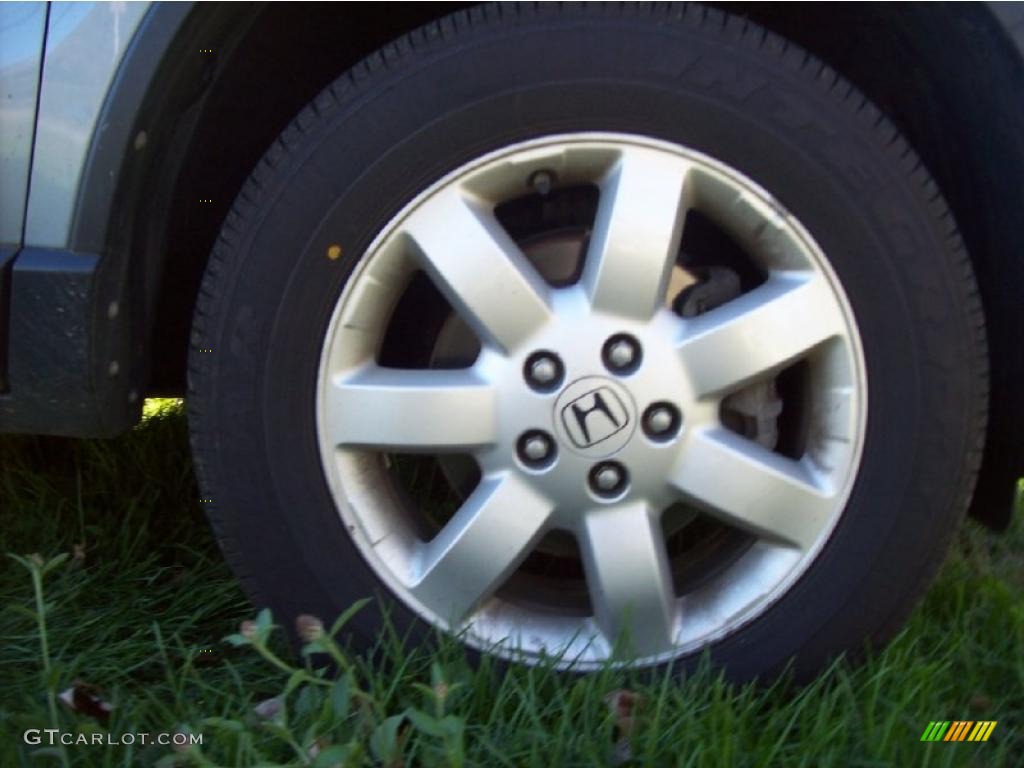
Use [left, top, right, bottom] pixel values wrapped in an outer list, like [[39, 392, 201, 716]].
[[552, 376, 637, 458]]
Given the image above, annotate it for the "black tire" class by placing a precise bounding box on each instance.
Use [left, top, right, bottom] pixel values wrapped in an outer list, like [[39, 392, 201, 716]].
[[187, 3, 987, 680]]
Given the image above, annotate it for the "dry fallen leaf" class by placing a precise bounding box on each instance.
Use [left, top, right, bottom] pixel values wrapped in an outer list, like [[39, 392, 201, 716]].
[[605, 689, 642, 764], [58, 681, 114, 724], [253, 696, 283, 720], [295, 614, 324, 642], [606, 689, 641, 735], [307, 736, 328, 759]]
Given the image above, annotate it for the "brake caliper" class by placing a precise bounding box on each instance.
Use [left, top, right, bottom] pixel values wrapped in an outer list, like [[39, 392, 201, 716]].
[[676, 267, 783, 450]]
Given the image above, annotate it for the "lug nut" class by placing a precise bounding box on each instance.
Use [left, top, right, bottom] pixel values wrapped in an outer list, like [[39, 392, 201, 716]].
[[602, 334, 642, 374], [523, 435, 551, 461], [608, 341, 634, 368], [594, 466, 621, 490], [531, 358, 557, 384], [517, 430, 556, 468], [646, 408, 672, 433], [524, 350, 564, 391], [642, 402, 681, 441], [588, 461, 628, 497]]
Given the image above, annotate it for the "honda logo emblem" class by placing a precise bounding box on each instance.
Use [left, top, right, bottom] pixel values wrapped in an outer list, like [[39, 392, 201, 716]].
[[561, 387, 630, 448]]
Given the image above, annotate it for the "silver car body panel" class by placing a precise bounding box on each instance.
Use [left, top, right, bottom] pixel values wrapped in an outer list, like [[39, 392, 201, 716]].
[[0, 2, 47, 245], [23, 1, 148, 248]]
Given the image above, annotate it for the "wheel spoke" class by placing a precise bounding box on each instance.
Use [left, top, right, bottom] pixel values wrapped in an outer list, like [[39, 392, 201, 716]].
[[404, 188, 552, 354], [581, 147, 692, 320], [670, 428, 834, 550], [579, 502, 678, 656], [411, 474, 553, 623], [676, 273, 844, 398], [324, 367, 497, 451]]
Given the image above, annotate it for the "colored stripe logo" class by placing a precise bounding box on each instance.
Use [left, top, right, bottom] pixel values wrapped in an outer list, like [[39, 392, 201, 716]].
[[920, 721, 997, 742]]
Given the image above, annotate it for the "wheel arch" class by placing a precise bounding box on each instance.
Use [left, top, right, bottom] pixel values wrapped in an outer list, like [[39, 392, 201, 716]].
[[69, 0, 462, 396]]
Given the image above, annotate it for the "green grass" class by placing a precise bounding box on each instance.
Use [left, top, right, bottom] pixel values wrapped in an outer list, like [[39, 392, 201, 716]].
[[1, 400, 1021, 767]]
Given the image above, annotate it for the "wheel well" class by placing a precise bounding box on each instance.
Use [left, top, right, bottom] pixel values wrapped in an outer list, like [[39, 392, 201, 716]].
[[129, 2, 462, 394], [126, 3, 1020, 527]]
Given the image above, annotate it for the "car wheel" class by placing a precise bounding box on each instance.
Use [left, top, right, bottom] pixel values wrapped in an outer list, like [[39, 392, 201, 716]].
[[188, 4, 987, 679]]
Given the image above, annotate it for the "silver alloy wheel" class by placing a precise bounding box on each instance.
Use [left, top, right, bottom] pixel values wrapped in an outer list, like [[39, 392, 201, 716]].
[[316, 134, 867, 668]]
